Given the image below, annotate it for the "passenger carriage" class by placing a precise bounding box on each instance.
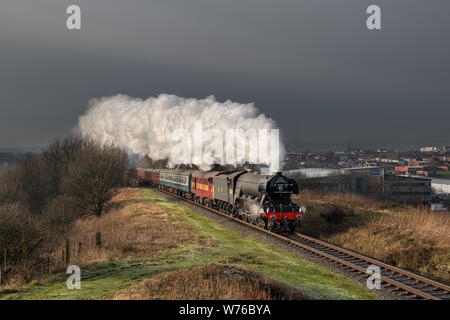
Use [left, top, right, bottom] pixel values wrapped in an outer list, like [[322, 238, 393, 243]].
[[159, 169, 193, 196]]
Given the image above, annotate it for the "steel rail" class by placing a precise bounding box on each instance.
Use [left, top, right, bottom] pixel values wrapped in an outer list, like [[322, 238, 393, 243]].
[[294, 233, 450, 297], [153, 186, 450, 300]]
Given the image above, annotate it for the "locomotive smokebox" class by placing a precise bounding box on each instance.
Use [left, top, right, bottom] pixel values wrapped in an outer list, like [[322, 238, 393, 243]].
[[236, 171, 298, 197]]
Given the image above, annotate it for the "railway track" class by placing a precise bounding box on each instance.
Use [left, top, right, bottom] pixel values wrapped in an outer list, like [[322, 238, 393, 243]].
[[292, 233, 450, 300], [154, 186, 450, 300]]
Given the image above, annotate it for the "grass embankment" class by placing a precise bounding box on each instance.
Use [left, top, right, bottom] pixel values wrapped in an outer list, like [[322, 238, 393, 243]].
[[0, 188, 377, 300], [294, 191, 450, 284], [112, 263, 309, 300]]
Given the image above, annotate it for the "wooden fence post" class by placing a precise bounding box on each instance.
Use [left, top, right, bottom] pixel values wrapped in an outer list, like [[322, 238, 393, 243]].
[[65, 239, 70, 265], [61, 250, 65, 265], [96, 232, 102, 249], [22, 244, 27, 262]]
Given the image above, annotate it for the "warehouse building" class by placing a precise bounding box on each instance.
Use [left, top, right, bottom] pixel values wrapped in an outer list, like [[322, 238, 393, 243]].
[[285, 166, 432, 203], [285, 166, 384, 195], [432, 178, 450, 194], [384, 174, 432, 203]]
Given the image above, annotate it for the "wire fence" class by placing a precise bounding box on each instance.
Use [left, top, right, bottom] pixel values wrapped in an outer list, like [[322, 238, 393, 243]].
[[0, 232, 102, 286]]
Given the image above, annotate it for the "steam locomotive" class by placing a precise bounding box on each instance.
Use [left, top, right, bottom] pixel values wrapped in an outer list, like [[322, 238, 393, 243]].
[[137, 168, 306, 233]]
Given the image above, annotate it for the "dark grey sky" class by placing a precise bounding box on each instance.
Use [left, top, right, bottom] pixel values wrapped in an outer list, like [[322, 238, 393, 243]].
[[1, 0, 449, 150]]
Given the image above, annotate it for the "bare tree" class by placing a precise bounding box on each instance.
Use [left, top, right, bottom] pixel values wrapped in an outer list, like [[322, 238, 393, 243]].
[[0, 166, 23, 204], [62, 139, 129, 217], [138, 156, 169, 169], [138, 155, 153, 168], [42, 135, 88, 197], [0, 135, 130, 281], [20, 155, 52, 215]]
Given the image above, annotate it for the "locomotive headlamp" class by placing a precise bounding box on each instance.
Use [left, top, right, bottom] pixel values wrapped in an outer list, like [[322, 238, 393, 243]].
[[300, 206, 307, 214]]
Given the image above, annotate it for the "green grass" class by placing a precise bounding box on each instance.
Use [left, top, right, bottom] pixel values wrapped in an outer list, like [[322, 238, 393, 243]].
[[1, 189, 379, 300]]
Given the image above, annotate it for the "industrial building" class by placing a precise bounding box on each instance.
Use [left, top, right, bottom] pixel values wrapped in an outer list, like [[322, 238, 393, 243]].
[[285, 166, 432, 203], [384, 174, 432, 203], [285, 166, 384, 195], [432, 178, 450, 194]]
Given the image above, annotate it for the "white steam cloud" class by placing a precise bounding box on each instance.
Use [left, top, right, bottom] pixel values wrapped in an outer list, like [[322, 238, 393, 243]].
[[77, 94, 284, 171]]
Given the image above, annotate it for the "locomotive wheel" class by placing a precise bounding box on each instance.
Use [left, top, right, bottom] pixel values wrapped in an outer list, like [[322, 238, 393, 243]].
[[255, 218, 265, 228], [270, 223, 276, 232], [238, 209, 245, 220], [271, 221, 280, 233], [288, 222, 296, 234]]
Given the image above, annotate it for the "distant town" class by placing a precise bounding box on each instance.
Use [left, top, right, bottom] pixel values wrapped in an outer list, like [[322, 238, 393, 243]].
[[283, 145, 450, 211]]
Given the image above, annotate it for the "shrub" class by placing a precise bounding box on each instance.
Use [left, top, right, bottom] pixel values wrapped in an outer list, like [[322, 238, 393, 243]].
[[0, 204, 43, 265], [0, 135, 130, 285]]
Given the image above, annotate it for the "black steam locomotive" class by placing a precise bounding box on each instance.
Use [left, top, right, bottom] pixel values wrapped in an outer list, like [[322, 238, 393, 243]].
[[137, 168, 306, 233]]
